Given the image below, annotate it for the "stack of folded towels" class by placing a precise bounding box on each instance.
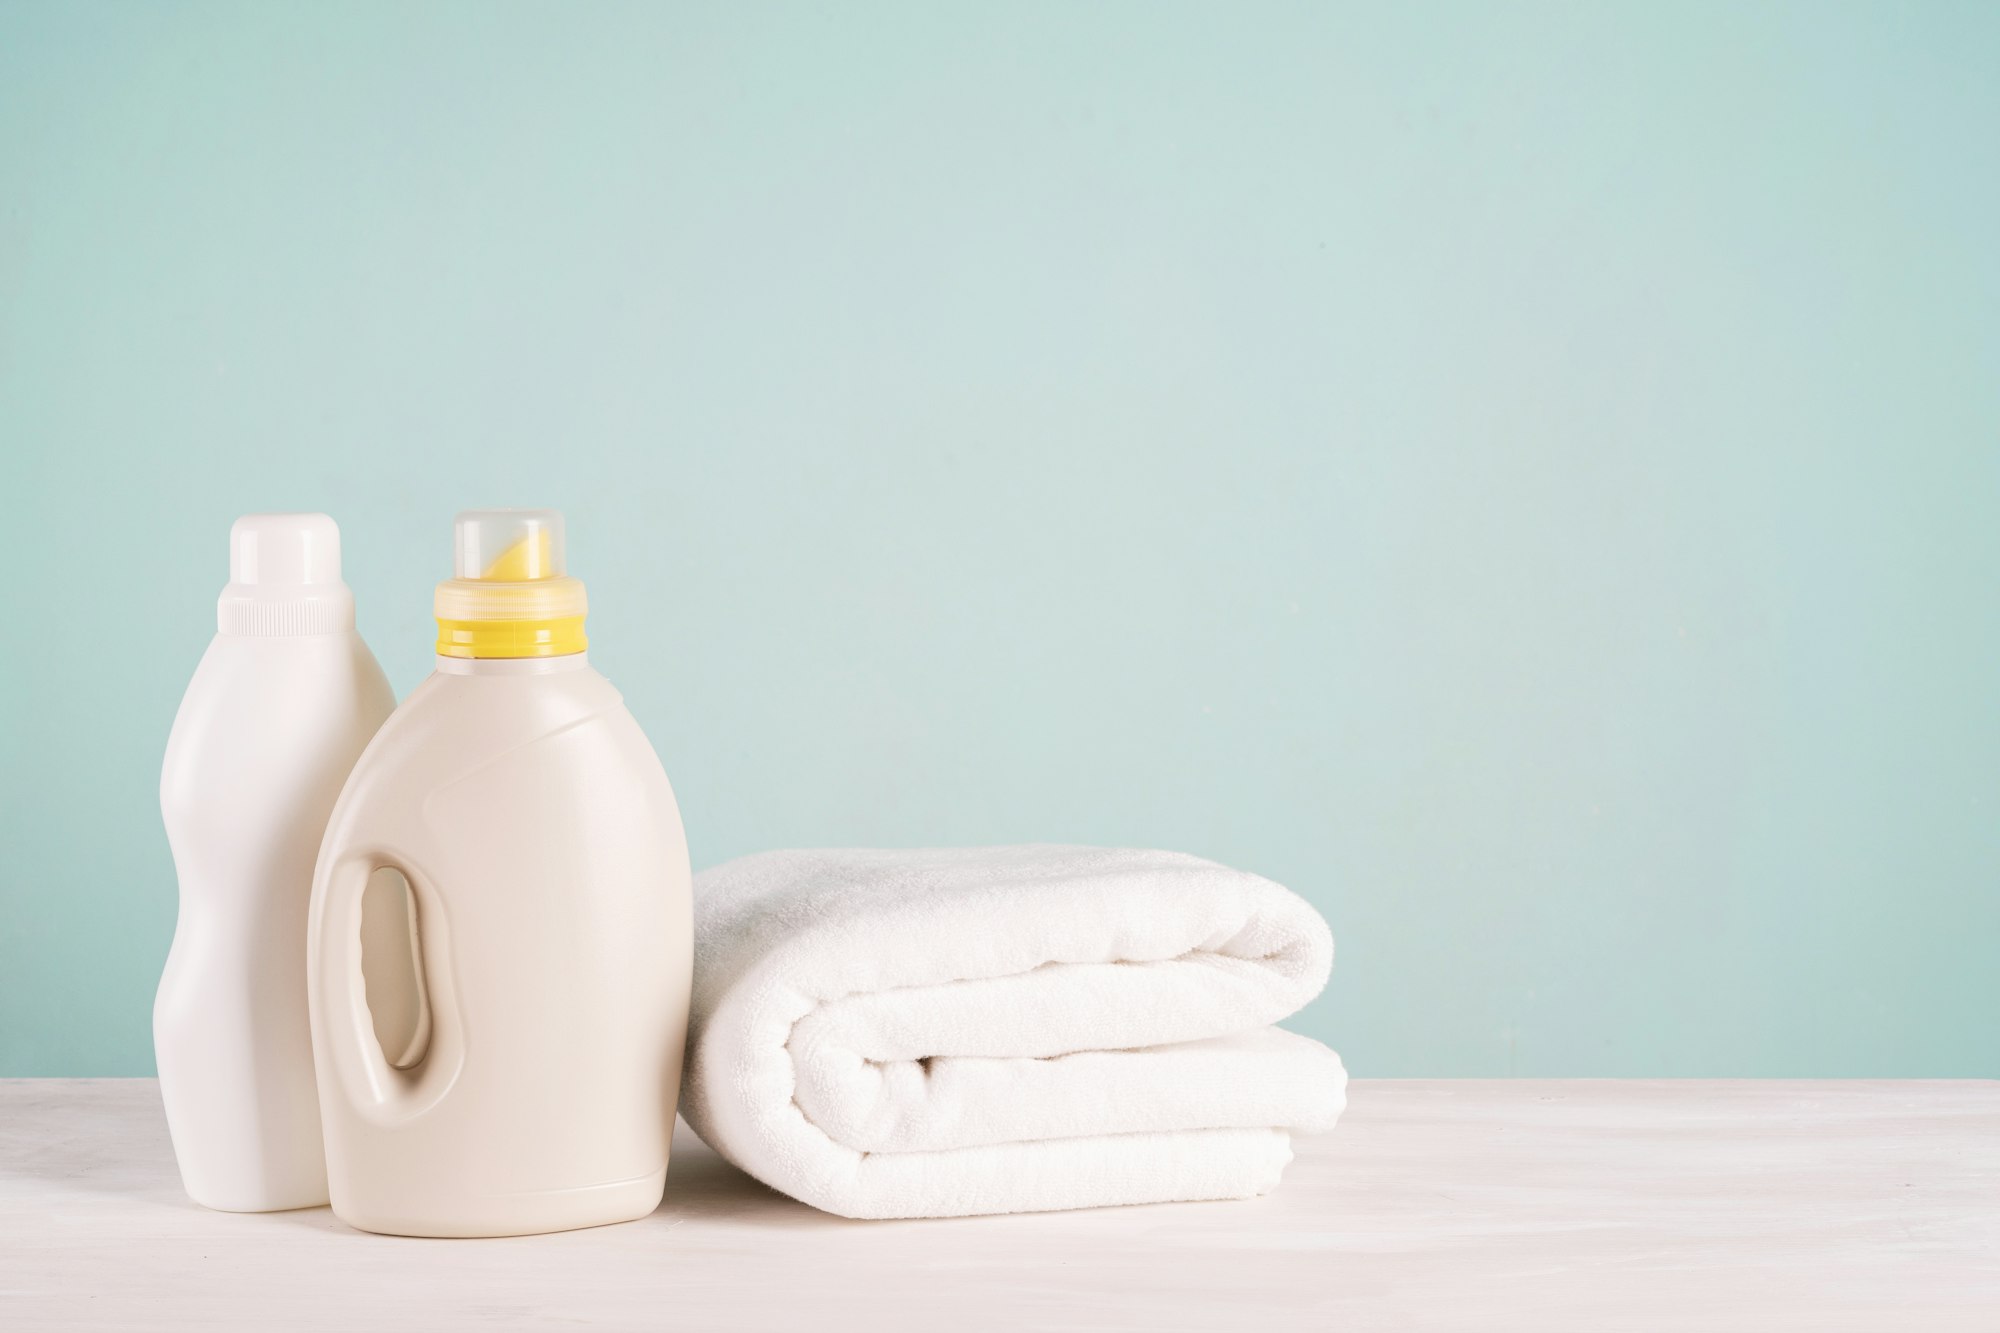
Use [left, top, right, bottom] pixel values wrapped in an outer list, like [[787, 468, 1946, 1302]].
[[680, 845, 1346, 1219]]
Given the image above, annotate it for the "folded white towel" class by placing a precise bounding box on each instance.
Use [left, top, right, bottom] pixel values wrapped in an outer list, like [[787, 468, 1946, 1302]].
[[680, 845, 1347, 1219]]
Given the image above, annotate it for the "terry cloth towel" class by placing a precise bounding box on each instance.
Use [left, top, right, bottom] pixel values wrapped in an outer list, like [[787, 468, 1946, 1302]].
[[680, 845, 1346, 1219]]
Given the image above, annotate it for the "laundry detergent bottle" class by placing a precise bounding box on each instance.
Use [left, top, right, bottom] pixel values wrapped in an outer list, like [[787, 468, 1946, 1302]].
[[157, 513, 397, 1212], [307, 508, 693, 1238]]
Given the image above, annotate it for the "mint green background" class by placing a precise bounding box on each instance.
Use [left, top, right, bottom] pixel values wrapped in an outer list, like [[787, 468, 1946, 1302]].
[[3, 3, 1996, 1077]]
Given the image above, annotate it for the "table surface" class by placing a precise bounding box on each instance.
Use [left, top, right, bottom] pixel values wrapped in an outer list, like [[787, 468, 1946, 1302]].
[[3, 1078, 1996, 1331]]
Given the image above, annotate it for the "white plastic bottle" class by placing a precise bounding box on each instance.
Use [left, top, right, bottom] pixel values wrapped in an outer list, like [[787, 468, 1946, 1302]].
[[156, 513, 397, 1212], [308, 509, 693, 1238]]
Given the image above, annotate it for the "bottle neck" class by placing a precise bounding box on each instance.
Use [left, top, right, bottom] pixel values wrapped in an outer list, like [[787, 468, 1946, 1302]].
[[217, 584, 355, 636], [433, 652, 590, 677]]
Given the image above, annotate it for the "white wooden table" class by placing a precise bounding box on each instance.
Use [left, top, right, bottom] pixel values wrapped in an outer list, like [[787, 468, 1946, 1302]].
[[3, 1079, 1995, 1330]]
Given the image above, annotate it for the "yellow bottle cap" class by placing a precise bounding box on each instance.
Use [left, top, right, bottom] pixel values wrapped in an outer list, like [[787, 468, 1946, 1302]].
[[433, 509, 588, 658]]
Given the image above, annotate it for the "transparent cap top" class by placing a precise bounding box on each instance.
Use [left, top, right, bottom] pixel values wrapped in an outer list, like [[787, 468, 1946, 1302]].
[[453, 509, 566, 582]]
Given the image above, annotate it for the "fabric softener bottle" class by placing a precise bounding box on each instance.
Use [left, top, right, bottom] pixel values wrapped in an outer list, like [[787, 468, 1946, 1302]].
[[157, 513, 397, 1212], [307, 508, 693, 1237]]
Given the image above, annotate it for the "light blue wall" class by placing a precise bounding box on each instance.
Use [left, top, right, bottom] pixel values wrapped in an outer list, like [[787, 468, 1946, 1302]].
[[3, 2, 1996, 1076]]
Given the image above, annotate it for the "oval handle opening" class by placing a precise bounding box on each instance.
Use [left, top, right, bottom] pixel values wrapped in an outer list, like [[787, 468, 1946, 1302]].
[[314, 849, 464, 1126], [359, 866, 432, 1070]]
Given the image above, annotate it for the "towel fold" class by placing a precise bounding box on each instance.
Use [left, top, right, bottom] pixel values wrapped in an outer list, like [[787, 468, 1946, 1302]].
[[680, 845, 1347, 1218]]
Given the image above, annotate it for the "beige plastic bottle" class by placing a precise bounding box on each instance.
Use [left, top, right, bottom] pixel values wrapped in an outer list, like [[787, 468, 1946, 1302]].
[[306, 509, 693, 1238]]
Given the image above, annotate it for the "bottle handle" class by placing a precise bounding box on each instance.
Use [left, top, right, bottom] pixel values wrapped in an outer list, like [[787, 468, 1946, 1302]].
[[311, 848, 464, 1125]]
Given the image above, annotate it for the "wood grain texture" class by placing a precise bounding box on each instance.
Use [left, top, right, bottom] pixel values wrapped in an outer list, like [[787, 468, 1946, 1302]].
[[2, 1079, 1995, 1330]]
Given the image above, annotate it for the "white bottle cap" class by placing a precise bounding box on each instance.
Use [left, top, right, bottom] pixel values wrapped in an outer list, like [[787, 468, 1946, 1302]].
[[218, 513, 357, 636]]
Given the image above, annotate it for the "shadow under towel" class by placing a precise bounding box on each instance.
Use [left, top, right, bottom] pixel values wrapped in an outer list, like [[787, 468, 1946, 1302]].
[[679, 845, 1346, 1219]]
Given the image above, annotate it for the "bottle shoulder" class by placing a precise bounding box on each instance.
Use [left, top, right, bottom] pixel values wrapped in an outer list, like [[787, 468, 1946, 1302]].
[[321, 663, 680, 872], [163, 632, 395, 795], [174, 630, 392, 699], [336, 663, 647, 810], [392, 661, 625, 735]]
